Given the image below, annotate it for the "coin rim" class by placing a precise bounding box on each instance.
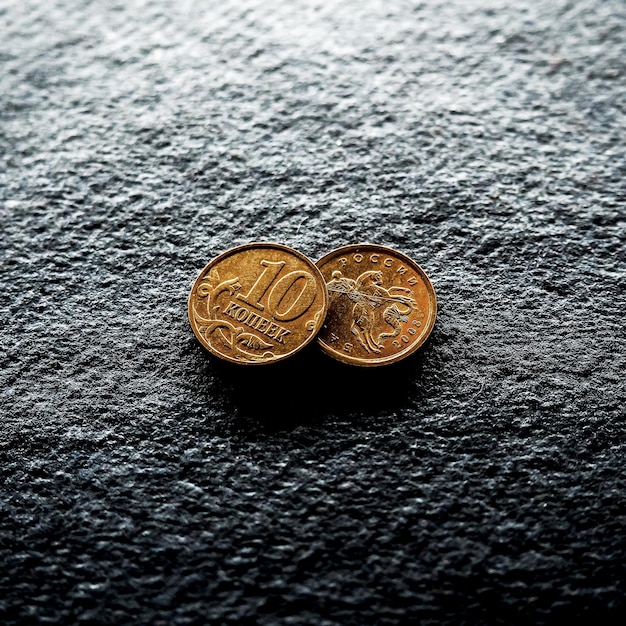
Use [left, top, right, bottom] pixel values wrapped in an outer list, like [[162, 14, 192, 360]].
[[315, 243, 437, 367], [188, 242, 329, 365]]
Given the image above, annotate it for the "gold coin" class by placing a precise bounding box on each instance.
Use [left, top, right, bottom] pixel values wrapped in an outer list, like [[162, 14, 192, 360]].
[[316, 244, 437, 366], [188, 243, 329, 365]]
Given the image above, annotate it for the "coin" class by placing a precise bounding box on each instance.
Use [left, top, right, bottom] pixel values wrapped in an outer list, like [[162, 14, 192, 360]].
[[188, 243, 329, 365], [316, 244, 437, 366]]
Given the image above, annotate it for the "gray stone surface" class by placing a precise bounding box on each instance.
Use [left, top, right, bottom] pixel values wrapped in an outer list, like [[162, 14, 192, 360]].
[[1, 0, 625, 623]]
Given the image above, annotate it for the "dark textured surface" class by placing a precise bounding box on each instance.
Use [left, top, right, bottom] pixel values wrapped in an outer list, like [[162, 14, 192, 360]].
[[1, 0, 625, 623]]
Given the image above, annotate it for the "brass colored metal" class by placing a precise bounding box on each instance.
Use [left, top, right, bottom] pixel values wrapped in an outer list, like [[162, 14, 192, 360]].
[[316, 244, 437, 366], [188, 243, 329, 365]]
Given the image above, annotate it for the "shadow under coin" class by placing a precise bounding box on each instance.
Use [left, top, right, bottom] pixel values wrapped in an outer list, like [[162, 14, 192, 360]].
[[206, 342, 431, 432]]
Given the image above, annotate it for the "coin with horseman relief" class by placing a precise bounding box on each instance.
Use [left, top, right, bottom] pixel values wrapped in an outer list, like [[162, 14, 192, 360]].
[[188, 243, 329, 364], [316, 244, 437, 366]]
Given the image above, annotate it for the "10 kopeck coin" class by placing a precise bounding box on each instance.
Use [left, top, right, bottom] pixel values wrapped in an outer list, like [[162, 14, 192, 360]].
[[189, 243, 329, 365]]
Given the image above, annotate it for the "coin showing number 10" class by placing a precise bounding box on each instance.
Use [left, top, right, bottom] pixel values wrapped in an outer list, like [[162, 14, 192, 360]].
[[188, 243, 329, 365]]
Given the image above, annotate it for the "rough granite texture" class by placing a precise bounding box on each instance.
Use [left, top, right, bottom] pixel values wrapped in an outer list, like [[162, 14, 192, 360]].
[[1, 0, 625, 624]]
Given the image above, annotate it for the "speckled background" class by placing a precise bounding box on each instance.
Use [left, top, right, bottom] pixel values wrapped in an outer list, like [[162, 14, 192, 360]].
[[1, 0, 625, 624]]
